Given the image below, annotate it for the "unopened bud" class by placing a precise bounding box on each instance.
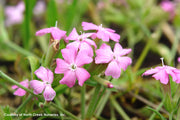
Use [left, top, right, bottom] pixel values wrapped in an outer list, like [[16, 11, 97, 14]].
[[107, 83, 114, 88], [39, 102, 44, 108]]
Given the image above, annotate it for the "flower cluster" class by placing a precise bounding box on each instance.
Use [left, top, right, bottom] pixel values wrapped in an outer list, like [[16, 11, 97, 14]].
[[12, 22, 132, 101]]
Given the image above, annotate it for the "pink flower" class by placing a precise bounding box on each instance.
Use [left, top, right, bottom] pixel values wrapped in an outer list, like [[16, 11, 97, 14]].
[[55, 47, 93, 87], [177, 57, 180, 63], [142, 58, 180, 84], [82, 22, 120, 42], [36, 26, 66, 41], [160, 1, 175, 19], [5, 1, 25, 26], [95, 43, 132, 78], [12, 79, 29, 96], [30, 66, 56, 101], [33, 1, 46, 16], [66, 28, 97, 57]]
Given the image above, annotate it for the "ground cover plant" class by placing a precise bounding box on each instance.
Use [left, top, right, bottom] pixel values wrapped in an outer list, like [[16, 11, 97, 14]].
[[0, 0, 180, 120]]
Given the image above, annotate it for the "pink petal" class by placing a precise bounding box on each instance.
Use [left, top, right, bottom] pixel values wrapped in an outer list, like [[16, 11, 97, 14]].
[[113, 43, 131, 56], [79, 42, 94, 57], [12, 85, 18, 89], [55, 58, 69, 74], [43, 85, 56, 101], [30, 80, 45, 94], [96, 30, 110, 42], [75, 48, 93, 66], [105, 61, 121, 78], [59, 70, 76, 88], [36, 27, 66, 40], [76, 68, 90, 86], [16, 1, 25, 12], [51, 27, 66, 40], [66, 41, 80, 51], [109, 32, 120, 42], [152, 70, 169, 84], [66, 28, 79, 40], [174, 73, 180, 83], [178, 57, 180, 63], [81, 33, 94, 39], [105, 28, 115, 33], [84, 38, 97, 48], [117, 57, 132, 71], [34, 66, 53, 83], [95, 43, 113, 64], [82, 22, 99, 31], [12, 79, 29, 91], [36, 28, 52, 36], [113, 43, 122, 52], [142, 68, 159, 76], [61, 47, 77, 64], [13, 88, 26, 96]]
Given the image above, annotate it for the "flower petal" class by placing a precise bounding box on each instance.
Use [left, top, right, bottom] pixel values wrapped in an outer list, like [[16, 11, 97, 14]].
[[43, 85, 56, 101], [142, 68, 159, 76], [51, 27, 66, 40], [13, 88, 26, 96], [96, 30, 110, 42], [76, 68, 90, 86], [34, 66, 53, 83], [66, 28, 79, 41], [36, 28, 52, 36], [109, 32, 120, 42], [61, 47, 77, 64], [12, 79, 29, 96], [59, 70, 76, 88], [55, 58, 69, 74], [152, 70, 169, 84], [114, 43, 131, 56], [82, 22, 99, 31], [75, 48, 93, 66], [117, 57, 132, 71], [79, 42, 94, 57], [30, 80, 45, 94], [105, 61, 121, 78], [84, 38, 97, 49], [95, 43, 113, 64]]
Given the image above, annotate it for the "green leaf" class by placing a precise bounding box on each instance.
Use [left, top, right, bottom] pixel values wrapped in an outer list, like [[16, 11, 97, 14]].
[[146, 106, 166, 120], [22, 0, 36, 50], [27, 56, 40, 79], [46, 0, 58, 27], [2, 106, 12, 120]]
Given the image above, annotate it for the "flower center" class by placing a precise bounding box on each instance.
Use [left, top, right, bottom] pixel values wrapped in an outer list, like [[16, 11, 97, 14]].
[[45, 81, 50, 85], [113, 55, 116, 60], [70, 64, 77, 71]]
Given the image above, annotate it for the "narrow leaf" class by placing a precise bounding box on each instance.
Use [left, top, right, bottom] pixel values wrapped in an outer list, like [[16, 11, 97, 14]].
[[146, 106, 166, 120], [27, 56, 40, 79]]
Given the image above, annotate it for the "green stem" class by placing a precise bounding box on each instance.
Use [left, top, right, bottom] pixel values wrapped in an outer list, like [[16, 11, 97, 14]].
[[54, 97, 63, 120], [93, 75, 113, 88], [42, 42, 57, 67], [96, 90, 111, 116], [133, 39, 152, 71], [149, 98, 165, 120], [86, 84, 101, 119], [3, 41, 39, 59], [50, 102, 79, 120], [0, 71, 43, 101], [110, 96, 131, 120], [15, 94, 33, 113], [81, 84, 86, 120]]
